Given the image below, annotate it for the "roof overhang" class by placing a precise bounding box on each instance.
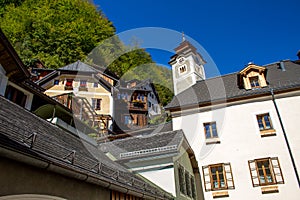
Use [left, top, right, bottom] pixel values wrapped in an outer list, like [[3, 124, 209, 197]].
[[0, 28, 30, 81]]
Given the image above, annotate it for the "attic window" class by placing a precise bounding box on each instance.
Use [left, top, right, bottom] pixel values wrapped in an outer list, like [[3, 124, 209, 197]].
[[249, 76, 260, 88], [238, 64, 267, 90]]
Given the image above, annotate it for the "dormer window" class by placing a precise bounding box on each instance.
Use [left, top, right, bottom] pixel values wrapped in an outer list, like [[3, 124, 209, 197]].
[[238, 64, 267, 90], [249, 76, 260, 88]]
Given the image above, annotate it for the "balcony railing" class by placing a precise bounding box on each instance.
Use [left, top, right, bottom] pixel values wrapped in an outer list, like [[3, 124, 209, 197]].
[[129, 101, 147, 110]]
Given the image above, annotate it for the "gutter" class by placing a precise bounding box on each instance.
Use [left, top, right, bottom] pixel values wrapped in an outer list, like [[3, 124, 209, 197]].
[[270, 88, 300, 188], [0, 145, 173, 200]]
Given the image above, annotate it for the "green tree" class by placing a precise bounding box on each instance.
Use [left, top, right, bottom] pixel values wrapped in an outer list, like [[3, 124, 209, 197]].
[[0, 0, 24, 16], [0, 0, 115, 68]]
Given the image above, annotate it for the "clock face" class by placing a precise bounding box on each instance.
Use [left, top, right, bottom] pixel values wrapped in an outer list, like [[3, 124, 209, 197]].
[[177, 57, 185, 65]]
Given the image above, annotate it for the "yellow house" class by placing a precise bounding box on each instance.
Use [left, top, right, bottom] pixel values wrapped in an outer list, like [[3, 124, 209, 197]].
[[35, 61, 118, 133]]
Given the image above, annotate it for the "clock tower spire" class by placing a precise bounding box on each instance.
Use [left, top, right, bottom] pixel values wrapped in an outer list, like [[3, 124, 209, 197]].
[[169, 39, 206, 95]]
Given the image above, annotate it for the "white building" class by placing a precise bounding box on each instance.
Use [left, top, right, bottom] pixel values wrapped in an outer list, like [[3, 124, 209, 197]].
[[166, 40, 300, 199]]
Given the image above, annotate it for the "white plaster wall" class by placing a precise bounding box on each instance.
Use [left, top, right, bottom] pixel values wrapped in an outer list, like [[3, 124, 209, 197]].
[[140, 168, 176, 196], [172, 98, 300, 199], [275, 95, 300, 179]]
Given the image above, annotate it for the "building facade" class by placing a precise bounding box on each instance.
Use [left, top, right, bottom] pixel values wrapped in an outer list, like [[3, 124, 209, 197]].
[[166, 40, 300, 199]]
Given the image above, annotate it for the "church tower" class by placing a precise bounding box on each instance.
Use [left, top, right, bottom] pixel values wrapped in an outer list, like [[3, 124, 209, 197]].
[[169, 37, 206, 95]]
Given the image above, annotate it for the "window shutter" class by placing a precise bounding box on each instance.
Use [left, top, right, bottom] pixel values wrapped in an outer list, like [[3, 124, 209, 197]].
[[270, 157, 284, 184], [248, 160, 260, 187], [224, 163, 235, 189], [202, 165, 212, 191]]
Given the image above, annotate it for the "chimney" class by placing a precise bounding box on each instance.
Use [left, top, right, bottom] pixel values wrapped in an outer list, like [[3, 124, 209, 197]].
[[279, 61, 286, 71]]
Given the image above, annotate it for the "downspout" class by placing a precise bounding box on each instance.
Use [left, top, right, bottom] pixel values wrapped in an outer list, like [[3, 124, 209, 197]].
[[270, 88, 300, 187]]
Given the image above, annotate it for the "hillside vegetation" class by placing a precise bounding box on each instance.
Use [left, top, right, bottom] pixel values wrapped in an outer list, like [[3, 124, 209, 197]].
[[0, 0, 173, 106]]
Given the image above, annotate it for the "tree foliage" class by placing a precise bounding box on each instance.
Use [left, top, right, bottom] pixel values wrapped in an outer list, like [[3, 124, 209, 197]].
[[0, 0, 115, 68]]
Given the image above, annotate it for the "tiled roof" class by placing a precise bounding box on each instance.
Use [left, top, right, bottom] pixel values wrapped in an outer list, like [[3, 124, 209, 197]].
[[0, 96, 172, 199], [99, 129, 184, 160], [166, 60, 300, 110]]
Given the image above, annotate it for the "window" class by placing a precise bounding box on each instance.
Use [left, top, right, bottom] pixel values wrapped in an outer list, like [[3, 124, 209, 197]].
[[124, 115, 132, 125], [178, 165, 186, 194], [92, 98, 101, 110], [141, 94, 145, 101], [178, 164, 196, 199], [202, 163, 234, 191], [249, 76, 260, 88], [204, 122, 218, 139], [65, 79, 73, 90], [179, 65, 187, 74], [248, 157, 284, 187], [257, 113, 273, 131], [5, 85, 27, 108], [185, 171, 192, 197], [191, 176, 196, 199], [54, 80, 59, 85], [80, 80, 87, 87], [93, 82, 98, 88]]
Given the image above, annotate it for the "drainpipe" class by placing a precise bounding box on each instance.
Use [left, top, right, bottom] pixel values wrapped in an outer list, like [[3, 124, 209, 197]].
[[270, 88, 300, 187]]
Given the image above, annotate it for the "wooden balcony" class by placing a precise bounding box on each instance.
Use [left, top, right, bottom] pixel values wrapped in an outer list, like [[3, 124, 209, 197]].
[[128, 101, 147, 111]]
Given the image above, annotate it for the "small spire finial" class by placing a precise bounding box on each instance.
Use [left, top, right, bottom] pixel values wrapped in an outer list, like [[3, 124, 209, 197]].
[[182, 31, 185, 42]]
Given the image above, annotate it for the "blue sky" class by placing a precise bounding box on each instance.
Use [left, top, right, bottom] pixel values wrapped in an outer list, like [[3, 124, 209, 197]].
[[94, 0, 300, 77]]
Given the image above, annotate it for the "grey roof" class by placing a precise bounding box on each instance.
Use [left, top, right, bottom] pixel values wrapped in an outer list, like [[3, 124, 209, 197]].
[[0, 96, 172, 199], [166, 60, 300, 110], [99, 129, 184, 160], [59, 60, 97, 72]]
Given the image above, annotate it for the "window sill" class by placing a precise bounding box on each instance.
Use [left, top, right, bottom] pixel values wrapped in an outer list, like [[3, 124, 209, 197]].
[[260, 129, 276, 137], [206, 138, 221, 145], [261, 185, 279, 194], [212, 191, 229, 198]]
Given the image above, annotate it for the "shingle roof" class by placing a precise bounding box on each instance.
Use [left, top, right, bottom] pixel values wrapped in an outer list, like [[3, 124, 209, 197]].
[[166, 60, 300, 110], [99, 129, 184, 160], [0, 96, 172, 199]]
